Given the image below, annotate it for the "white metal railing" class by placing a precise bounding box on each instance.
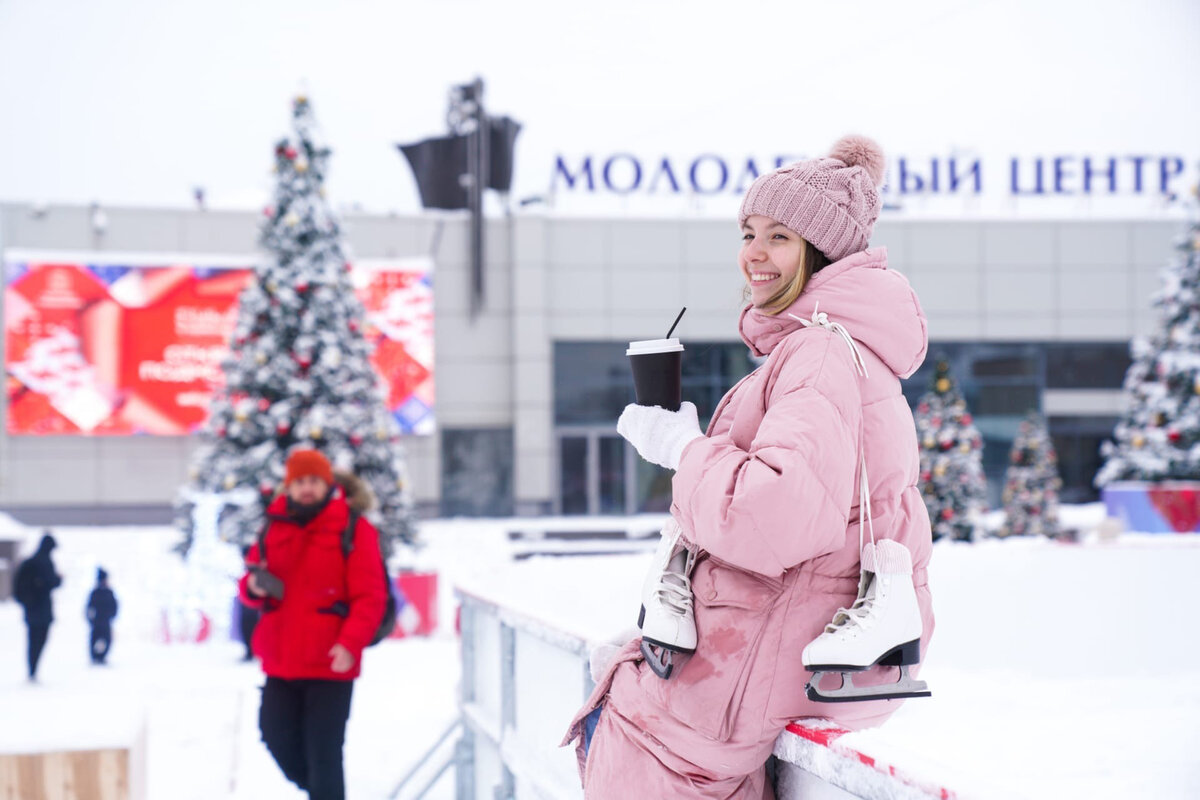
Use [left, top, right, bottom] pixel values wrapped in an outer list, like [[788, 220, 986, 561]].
[[454, 579, 952, 800]]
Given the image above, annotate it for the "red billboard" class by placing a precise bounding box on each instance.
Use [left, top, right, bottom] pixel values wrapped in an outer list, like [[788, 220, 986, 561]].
[[4, 254, 435, 435]]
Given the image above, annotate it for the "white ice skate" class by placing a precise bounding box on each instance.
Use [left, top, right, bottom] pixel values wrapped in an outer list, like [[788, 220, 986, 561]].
[[802, 539, 930, 702], [791, 305, 930, 703], [637, 517, 697, 680]]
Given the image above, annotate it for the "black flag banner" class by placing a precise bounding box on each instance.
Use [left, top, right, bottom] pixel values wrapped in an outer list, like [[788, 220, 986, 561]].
[[398, 116, 521, 210]]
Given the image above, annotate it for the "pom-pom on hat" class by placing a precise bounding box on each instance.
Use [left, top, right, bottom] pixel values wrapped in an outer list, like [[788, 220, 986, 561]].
[[285, 448, 334, 486], [738, 134, 886, 262]]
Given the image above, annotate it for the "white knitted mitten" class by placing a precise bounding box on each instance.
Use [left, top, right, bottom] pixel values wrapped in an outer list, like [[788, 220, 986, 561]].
[[616, 401, 703, 470]]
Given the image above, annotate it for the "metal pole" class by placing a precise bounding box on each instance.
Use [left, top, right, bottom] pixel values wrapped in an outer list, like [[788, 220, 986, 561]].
[[457, 600, 477, 800], [469, 76, 487, 320], [498, 622, 516, 799]]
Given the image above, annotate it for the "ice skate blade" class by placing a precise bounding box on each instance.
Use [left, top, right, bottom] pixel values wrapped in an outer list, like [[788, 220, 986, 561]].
[[640, 633, 695, 655], [641, 640, 679, 680], [804, 638, 922, 673], [806, 665, 931, 703], [637, 604, 645, 628]]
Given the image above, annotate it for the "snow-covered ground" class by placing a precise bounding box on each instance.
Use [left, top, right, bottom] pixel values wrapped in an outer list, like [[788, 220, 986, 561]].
[[2, 506, 1200, 798], [0, 521, 459, 800]]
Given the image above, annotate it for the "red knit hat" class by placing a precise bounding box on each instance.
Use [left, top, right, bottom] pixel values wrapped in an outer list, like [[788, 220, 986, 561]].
[[285, 449, 334, 485]]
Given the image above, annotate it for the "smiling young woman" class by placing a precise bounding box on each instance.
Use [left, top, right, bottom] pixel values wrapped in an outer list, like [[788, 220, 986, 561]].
[[740, 216, 831, 314], [567, 135, 935, 799]]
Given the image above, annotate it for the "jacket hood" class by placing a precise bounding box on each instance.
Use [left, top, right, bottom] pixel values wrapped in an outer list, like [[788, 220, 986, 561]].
[[333, 469, 375, 514], [738, 247, 928, 379], [36, 533, 56, 556]]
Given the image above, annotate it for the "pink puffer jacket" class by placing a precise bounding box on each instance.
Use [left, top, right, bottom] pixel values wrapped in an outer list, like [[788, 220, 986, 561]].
[[563, 247, 934, 799]]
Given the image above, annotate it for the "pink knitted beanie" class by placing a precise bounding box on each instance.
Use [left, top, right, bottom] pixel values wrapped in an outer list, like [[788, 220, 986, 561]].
[[738, 135, 886, 262]]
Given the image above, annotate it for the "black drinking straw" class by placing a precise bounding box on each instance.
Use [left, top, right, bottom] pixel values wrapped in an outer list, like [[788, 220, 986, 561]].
[[666, 307, 687, 339]]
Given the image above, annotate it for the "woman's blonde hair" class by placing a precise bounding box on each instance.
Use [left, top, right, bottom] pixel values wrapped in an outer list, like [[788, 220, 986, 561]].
[[746, 238, 831, 315]]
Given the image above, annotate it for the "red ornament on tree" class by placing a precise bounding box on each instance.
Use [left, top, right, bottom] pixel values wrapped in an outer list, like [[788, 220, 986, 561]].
[[343, 260, 353, 272], [297, 281, 309, 294], [276, 422, 290, 436], [1169, 429, 1182, 443], [941, 507, 955, 520], [350, 433, 363, 447], [940, 440, 954, 451], [216, 426, 226, 438], [263, 206, 275, 218], [348, 319, 359, 333], [931, 416, 942, 427], [297, 355, 312, 370], [961, 413, 973, 425], [260, 483, 273, 496], [258, 398, 270, 412], [284, 146, 298, 160]]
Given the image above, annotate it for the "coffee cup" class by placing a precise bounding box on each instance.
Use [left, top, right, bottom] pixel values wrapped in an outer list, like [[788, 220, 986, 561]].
[[626, 338, 684, 411]]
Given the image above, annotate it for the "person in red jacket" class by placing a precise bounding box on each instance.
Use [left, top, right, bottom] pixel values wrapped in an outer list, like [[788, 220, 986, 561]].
[[239, 448, 386, 800]]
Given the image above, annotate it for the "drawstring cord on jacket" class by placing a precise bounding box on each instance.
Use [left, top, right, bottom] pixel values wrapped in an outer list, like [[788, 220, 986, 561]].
[[789, 303, 883, 632], [789, 303, 876, 552]]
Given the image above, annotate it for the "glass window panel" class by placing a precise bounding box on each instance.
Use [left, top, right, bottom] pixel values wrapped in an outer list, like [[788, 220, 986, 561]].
[[555, 341, 756, 427], [974, 385, 1041, 416], [636, 459, 674, 513], [598, 436, 626, 514], [554, 343, 630, 425], [972, 355, 1038, 378], [559, 436, 588, 515], [1044, 343, 1131, 389], [441, 428, 514, 517]]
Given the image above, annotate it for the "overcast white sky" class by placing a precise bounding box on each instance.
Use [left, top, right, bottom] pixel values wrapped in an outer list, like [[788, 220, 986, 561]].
[[1, 0, 1197, 217]]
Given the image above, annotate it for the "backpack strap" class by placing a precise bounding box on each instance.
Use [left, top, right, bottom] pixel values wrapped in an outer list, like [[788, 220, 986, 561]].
[[255, 520, 270, 561], [341, 511, 361, 558]]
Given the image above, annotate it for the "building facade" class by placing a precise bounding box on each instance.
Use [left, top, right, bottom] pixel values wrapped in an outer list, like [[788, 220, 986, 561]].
[[0, 202, 1181, 522]]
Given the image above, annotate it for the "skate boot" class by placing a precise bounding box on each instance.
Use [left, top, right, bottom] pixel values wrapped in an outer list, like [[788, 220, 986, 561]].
[[637, 518, 697, 680], [803, 539, 930, 702]]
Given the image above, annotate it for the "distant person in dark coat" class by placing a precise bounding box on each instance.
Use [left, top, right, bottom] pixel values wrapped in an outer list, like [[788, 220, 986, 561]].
[[238, 546, 260, 662], [13, 532, 62, 681], [86, 567, 119, 665]]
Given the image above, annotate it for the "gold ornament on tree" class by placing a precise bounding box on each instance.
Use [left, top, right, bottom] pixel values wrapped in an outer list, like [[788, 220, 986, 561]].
[[936, 378, 950, 393], [1132, 434, 1146, 448]]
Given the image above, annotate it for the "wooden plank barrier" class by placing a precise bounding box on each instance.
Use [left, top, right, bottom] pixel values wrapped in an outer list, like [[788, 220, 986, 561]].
[[0, 727, 145, 800]]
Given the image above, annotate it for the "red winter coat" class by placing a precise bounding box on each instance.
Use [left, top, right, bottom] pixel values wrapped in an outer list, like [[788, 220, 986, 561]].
[[238, 475, 386, 681]]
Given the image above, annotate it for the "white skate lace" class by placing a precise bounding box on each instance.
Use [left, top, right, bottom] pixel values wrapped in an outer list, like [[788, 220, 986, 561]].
[[791, 305, 878, 640], [656, 572, 695, 617], [824, 590, 876, 636]]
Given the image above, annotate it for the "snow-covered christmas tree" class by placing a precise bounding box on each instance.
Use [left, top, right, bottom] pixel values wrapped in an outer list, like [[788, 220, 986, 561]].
[[915, 358, 987, 542], [997, 412, 1061, 538], [1096, 212, 1200, 486], [175, 94, 416, 560]]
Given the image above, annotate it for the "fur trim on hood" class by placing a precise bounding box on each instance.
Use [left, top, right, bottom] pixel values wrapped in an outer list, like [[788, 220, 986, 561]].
[[333, 469, 375, 514]]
